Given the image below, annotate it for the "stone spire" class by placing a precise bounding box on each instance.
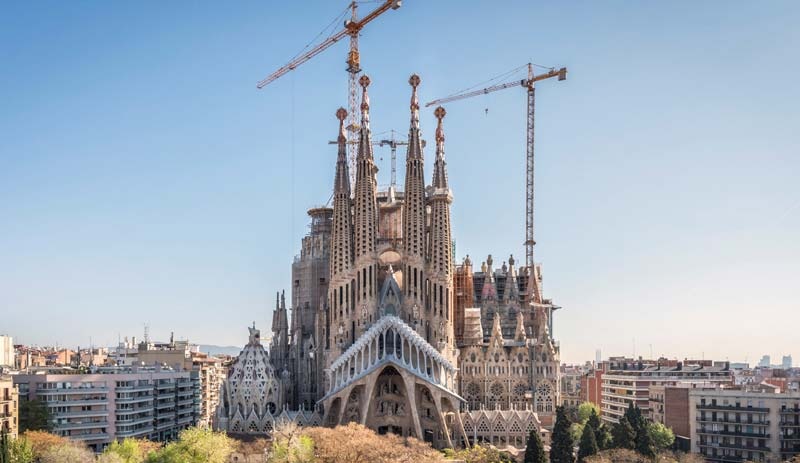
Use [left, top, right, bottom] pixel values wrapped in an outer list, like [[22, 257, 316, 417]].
[[503, 254, 519, 302], [480, 255, 497, 301], [490, 312, 504, 347], [353, 75, 378, 261], [427, 106, 454, 345], [271, 290, 290, 370], [403, 74, 427, 312], [330, 108, 354, 279], [350, 75, 379, 338], [514, 310, 527, 342], [431, 106, 449, 189]]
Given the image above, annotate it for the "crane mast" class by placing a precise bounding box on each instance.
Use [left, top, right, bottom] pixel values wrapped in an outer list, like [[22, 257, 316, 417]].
[[425, 63, 566, 302], [257, 1, 402, 188]]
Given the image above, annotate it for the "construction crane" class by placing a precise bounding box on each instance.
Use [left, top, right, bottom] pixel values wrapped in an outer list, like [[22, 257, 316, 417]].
[[257, 1, 402, 188], [328, 129, 418, 189], [425, 63, 567, 302]]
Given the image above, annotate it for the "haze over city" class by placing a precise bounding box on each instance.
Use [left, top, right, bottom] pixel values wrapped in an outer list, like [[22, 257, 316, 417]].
[[2, 0, 798, 366]]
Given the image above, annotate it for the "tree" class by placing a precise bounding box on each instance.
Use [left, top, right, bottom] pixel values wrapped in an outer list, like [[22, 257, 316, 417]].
[[306, 423, 444, 463], [635, 424, 654, 458], [550, 406, 575, 463], [586, 409, 601, 433], [268, 421, 315, 463], [584, 449, 648, 463], [577, 423, 599, 463], [146, 427, 232, 463], [577, 403, 600, 424], [1, 428, 9, 463], [104, 438, 159, 463], [647, 422, 675, 452], [8, 437, 34, 463], [18, 400, 51, 433], [39, 443, 94, 463], [569, 423, 585, 443], [611, 417, 635, 450], [524, 429, 546, 463], [585, 409, 610, 450], [20, 431, 68, 459]]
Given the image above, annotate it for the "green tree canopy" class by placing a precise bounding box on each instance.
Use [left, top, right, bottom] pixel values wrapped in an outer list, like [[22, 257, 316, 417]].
[[577, 423, 599, 462], [18, 400, 51, 433], [146, 428, 232, 463], [524, 429, 546, 463], [611, 417, 636, 450], [577, 403, 601, 424], [647, 422, 675, 451], [550, 406, 575, 463]]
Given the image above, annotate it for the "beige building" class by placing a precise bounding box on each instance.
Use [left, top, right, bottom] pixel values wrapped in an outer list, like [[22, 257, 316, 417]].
[[110, 335, 225, 428], [1, 376, 19, 438], [601, 362, 732, 424], [690, 385, 800, 463], [14, 366, 198, 451], [0, 336, 14, 369]]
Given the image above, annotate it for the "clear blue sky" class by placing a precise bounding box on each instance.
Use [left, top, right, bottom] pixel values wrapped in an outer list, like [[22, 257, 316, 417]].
[[1, 1, 798, 365]]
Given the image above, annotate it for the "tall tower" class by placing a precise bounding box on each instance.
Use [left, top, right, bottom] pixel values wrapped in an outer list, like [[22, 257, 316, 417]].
[[402, 74, 428, 330], [427, 106, 455, 352], [328, 107, 356, 361], [349, 76, 379, 344], [270, 291, 289, 372]]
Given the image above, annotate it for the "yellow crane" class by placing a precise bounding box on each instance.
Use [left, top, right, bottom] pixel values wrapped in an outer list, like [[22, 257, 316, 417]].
[[425, 63, 567, 302], [257, 1, 402, 188]]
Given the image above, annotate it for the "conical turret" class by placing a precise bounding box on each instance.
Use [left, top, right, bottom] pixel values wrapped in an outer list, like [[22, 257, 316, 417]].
[[403, 75, 427, 315], [347, 75, 380, 343], [503, 254, 519, 302], [427, 105, 455, 347], [330, 108, 354, 279]]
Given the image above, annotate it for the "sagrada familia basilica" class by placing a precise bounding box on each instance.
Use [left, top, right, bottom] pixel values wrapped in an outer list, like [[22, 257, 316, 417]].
[[216, 74, 562, 450]]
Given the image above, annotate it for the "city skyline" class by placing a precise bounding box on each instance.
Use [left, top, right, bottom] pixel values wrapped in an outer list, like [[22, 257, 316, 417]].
[[2, 1, 799, 364]]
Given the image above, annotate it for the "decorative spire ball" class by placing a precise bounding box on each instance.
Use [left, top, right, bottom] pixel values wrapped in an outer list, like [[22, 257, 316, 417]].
[[409, 74, 421, 126], [434, 106, 446, 144], [359, 74, 371, 112], [336, 107, 347, 142]]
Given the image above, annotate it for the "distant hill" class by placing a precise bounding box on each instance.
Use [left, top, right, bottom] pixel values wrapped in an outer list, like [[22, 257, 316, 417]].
[[198, 345, 242, 357]]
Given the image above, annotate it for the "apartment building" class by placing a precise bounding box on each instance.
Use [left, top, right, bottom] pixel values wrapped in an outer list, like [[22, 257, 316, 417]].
[[689, 385, 800, 463], [14, 366, 199, 451], [109, 335, 224, 427], [1, 376, 19, 438], [601, 362, 732, 424]]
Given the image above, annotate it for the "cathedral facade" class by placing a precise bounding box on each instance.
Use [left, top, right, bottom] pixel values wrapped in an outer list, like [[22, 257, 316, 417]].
[[218, 73, 562, 449]]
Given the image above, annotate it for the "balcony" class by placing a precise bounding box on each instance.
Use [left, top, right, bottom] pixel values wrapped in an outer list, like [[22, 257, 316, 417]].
[[116, 396, 152, 405], [177, 416, 194, 425], [697, 417, 770, 426], [55, 421, 108, 431], [52, 410, 109, 419], [70, 433, 111, 442], [116, 417, 152, 427], [116, 427, 153, 438], [698, 404, 770, 413], [697, 441, 770, 451], [696, 428, 769, 439], [116, 406, 154, 415], [46, 399, 108, 407], [37, 387, 109, 395], [116, 385, 153, 393]]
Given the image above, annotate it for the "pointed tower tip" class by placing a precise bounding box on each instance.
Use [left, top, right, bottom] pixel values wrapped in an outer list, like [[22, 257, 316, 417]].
[[359, 75, 371, 123], [336, 107, 347, 143], [409, 74, 421, 126], [435, 106, 446, 144]]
